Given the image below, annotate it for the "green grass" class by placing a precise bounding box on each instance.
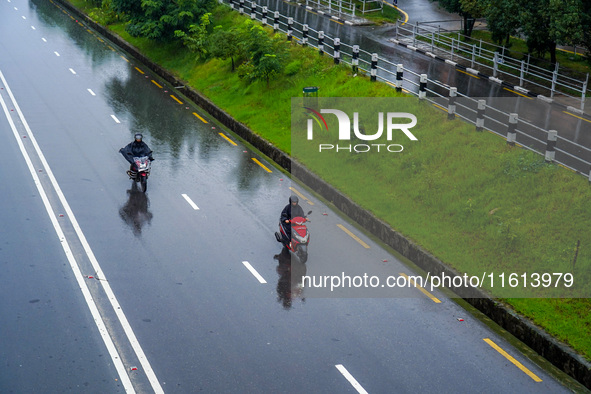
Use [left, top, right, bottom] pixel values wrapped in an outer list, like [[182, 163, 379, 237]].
[[353, 1, 401, 25], [73, 2, 591, 361], [468, 30, 590, 75]]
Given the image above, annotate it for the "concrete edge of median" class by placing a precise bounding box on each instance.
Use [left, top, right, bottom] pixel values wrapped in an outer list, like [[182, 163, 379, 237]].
[[54, 0, 591, 389]]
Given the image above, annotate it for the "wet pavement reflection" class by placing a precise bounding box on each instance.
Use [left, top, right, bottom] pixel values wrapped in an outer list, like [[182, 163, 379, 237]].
[[274, 248, 307, 309], [119, 183, 153, 236]]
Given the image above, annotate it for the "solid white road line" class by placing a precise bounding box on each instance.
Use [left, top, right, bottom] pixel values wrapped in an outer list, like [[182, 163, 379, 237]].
[[335, 364, 368, 394], [181, 194, 199, 210], [0, 70, 164, 394], [242, 261, 267, 284], [0, 73, 135, 392]]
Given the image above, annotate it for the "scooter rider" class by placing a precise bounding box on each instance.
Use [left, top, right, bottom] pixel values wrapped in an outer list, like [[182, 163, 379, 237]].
[[119, 133, 154, 177], [280, 195, 305, 241]]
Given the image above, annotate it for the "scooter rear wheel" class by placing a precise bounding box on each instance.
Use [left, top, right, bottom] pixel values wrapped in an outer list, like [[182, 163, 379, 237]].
[[297, 245, 308, 263]]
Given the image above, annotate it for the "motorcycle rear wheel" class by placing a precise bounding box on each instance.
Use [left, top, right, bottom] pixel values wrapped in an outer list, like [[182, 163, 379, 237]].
[[140, 176, 147, 193]]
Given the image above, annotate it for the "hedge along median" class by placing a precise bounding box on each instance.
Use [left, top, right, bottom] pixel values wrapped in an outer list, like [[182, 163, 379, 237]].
[[57, 0, 591, 388]]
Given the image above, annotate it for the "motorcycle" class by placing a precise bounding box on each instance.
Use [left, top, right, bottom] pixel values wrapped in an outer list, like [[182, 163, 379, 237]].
[[126, 156, 151, 193], [275, 211, 312, 263]]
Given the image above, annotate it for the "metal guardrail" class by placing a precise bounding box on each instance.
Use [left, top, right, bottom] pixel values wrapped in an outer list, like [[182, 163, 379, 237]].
[[226, 0, 591, 180], [304, 0, 355, 16], [395, 22, 589, 111]]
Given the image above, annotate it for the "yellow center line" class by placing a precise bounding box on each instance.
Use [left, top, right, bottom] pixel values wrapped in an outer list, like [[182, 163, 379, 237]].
[[331, 19, 343, 25], [252, 158, 272, 173], [135, 67, 144, 74], [337, 224, 370, 249], [194, 112, 208, 123], [289, 187, 315, 205], [382, 1, 408, 25], [219, 133, 237, 146], [483, 338, 542, 382], [108, 45, 116, 51], [385, 81, 409, 94], [557, 47, 586, 58], [398, 273, 441, 303], [170, 95, 183, 104], [97, 37, 104, 43], [558, 163, 576, 173], [432, 103, 447, 112], [121, 56, 129, 62], [564, 111, 591, 124], [151, 80, 163, 89], [503, 87, 532, 99], [457, 69, 480, 79]]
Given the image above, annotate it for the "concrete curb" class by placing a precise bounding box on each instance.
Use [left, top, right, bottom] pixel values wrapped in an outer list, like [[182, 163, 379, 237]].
[[54, 0, 591, 389]]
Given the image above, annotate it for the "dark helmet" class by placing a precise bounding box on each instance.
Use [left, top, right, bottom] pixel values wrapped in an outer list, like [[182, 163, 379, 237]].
[[289, 195, 299, 204], [134, 133, 143, 142]]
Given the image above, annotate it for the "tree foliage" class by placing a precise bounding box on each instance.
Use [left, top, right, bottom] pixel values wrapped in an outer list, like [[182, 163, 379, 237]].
[[235, 22, 287, 85], [209, 26, 242, 71], [432, 0, 482, 36], [110, 0, 214, 41], [175, 13, 212, 59], [483, 0, 520, 46], [519, 0, 585, 64], [434, 0, 591, 62]]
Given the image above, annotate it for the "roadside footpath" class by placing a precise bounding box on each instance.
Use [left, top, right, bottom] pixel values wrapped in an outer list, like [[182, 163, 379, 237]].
[[55, 0, 591, 389]]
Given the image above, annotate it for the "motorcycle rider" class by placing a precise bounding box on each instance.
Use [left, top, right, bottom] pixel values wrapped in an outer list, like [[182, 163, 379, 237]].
[[119, 133, 154, 178], [280, 195, 306, 242]]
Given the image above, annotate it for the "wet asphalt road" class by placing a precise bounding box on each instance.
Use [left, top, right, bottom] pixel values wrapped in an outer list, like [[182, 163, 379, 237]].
[[0, 0, 587, 392]]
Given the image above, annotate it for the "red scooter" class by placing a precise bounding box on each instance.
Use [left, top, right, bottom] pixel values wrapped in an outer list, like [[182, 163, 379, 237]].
[[275, 211, 312, 263]]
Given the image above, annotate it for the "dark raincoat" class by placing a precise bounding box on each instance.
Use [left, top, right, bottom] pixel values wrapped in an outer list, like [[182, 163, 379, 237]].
[[280, 202, 305, 223], [119, 141, 153, 165]]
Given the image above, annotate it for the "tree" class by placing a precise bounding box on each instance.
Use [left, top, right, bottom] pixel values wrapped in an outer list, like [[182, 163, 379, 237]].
[[432, 0, 481, 36], [175, 13, 212, 59], [519, 0, 584, 65], [254, 54, 283, 86], [580, 2, 591, 59], [482, 0, 520, 46], [459, 0, 485, 37], [549, 0, 585, 52], [235, 21, 287, 86], [110, 0, 214, 41], [209, 26, 243, 71]]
